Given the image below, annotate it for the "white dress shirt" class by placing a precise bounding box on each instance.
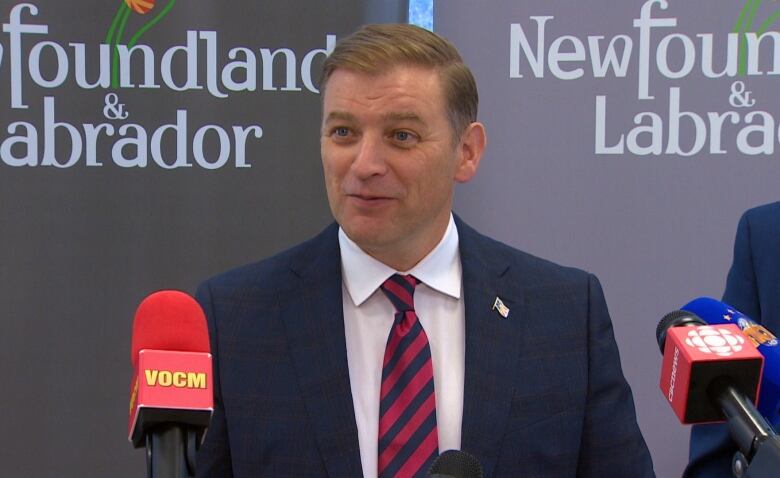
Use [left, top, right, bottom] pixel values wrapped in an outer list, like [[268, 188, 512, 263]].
[[339, 214, 465, 478]]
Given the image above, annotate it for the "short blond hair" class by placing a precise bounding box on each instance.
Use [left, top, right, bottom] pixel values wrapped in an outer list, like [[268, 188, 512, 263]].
[[320, 24, 478, 138]]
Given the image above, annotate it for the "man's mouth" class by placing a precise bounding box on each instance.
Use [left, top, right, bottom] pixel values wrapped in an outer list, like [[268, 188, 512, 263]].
[[347, 193, 394, 206]]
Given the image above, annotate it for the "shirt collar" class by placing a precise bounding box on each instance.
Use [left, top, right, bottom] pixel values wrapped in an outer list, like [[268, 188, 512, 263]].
[[339, 214, 462, 306]]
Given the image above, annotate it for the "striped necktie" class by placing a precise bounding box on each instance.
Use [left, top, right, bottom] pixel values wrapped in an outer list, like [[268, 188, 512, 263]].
[[377, 274, 438, 478]]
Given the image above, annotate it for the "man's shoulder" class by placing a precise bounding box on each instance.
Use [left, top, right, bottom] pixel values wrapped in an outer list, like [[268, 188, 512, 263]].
[[200, 222, 339, 292], [744, 200, 780, 228], [739, 201, 780, 253], [456, 216, 591, 287]]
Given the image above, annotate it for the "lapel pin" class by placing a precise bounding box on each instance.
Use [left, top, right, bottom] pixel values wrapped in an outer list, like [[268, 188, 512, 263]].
[[492, 297, 510, 318]]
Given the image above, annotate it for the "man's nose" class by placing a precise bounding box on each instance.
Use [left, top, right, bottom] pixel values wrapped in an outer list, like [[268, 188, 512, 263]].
[[350, 134, 388, 179]]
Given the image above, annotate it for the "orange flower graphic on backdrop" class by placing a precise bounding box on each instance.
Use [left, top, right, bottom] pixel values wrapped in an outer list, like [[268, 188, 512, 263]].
[[106, 0, 176, 87], [124, 0, 156, 15]]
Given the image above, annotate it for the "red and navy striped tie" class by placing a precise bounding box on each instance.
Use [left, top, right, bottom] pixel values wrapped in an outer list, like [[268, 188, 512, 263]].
[[377, 274, 438, 478]]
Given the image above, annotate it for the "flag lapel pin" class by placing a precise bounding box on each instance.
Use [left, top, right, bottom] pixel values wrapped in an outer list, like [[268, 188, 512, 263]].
[[492, 297, 510, 318]]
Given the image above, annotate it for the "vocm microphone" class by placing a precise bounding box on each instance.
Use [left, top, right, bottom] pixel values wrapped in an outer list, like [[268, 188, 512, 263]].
[[427, 450, 483, 478], [128, 290, 213, 478], [683, 297, 780, 427]]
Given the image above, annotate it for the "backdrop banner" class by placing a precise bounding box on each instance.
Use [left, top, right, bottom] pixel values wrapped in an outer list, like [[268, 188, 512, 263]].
[[436, 1, 780, 476], [0, 1, 406, 475]]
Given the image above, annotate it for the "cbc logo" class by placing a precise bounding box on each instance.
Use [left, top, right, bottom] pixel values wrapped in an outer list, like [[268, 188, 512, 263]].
[[685, 327, 745, 357]]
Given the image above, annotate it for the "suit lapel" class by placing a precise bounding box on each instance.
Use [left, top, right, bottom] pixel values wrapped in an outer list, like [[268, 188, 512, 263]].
[[279, 224, 363, 477], [456, 218, 525, 477]]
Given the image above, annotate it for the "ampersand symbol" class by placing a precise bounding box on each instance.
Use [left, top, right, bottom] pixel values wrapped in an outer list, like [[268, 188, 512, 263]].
[[729, 81, 756, 108], [103, 93, 129, 120]]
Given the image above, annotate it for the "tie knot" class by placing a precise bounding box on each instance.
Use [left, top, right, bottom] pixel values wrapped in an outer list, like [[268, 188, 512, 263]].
[[380, 274, 419, 312]]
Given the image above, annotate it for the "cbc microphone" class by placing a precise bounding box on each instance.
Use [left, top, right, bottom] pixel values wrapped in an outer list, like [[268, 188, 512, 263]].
[[426, 450, 483, 478], [656, 310, 780, 467], [128, 290, 213, 478], [682, 297, 780, 427], [657, 310, 763, 424]]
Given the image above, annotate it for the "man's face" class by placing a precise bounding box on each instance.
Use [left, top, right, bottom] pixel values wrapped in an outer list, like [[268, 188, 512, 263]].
[[320, 65, 478, 267]]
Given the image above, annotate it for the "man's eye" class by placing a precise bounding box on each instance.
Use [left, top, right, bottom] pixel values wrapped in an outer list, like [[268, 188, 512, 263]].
[[393, 131, 416, 143], [333, 127, 350, 137]]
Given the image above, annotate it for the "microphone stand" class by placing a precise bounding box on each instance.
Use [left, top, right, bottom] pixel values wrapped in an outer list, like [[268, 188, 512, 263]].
[[738, 437, 780, 478], [145, 424, 198, 478], [709, 380, 780, 478]]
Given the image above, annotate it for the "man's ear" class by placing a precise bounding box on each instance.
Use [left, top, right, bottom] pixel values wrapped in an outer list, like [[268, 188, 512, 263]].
[[454, 122, 486, 183]]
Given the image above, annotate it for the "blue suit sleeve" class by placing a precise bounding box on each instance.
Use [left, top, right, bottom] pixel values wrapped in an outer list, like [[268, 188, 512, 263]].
[[577, 274, 656, 477], [195, 281, 235, 478], [685, 211, 758, 478]]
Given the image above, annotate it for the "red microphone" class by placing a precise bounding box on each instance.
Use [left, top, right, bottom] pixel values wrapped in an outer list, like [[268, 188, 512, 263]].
[[128, 290, 213, 477]]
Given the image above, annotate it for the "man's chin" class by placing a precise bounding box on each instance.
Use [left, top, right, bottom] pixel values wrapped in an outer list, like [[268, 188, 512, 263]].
[[339, 221, 397, 253]]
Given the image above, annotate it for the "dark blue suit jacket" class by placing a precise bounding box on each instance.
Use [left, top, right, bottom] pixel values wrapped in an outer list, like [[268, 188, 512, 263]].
[[195, 217, 654, 477], [686, 201, 780, 477]]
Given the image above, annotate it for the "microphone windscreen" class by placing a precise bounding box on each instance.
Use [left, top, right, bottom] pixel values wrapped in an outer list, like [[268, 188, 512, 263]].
[[656, 310, 707, 353], [427, 450, 483, 478], [131, 290, 210, 369]]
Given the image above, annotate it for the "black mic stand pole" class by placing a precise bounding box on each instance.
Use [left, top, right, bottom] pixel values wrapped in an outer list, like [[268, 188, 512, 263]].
[[145, 424, 198, 478], [709, 381, 780, 478]]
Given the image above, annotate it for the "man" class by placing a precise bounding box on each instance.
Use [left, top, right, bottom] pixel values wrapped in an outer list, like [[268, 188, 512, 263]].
[[195, 24, 654, 477], [686, 201, 780, 477]]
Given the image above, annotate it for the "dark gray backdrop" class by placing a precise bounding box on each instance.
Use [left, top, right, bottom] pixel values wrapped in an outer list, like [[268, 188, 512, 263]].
[[437, 1, 780, 477], [0, 1, 406, 475]]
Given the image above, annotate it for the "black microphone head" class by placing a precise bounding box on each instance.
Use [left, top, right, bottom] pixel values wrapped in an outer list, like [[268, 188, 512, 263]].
[[656, 310, 707, 353], [427, 450, 483, 478]]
